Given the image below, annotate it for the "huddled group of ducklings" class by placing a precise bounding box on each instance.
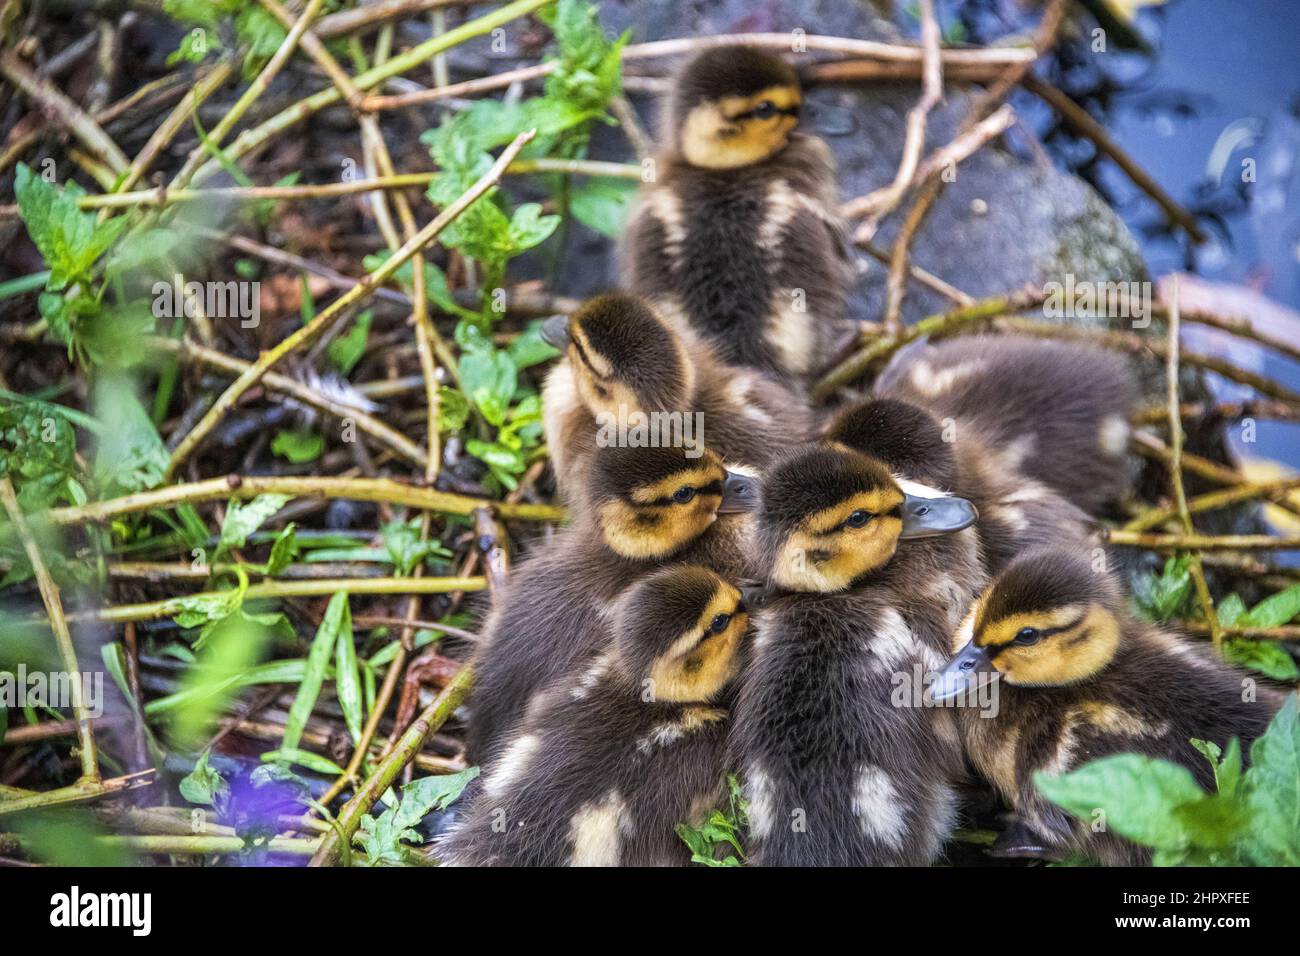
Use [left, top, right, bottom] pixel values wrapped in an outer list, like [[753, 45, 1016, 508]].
[[437, 46, 1289, 867]]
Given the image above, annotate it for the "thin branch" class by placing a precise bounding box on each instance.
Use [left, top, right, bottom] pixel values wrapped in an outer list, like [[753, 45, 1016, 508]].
[[46, 474, 567, 527], [165, 129, 536, 477]]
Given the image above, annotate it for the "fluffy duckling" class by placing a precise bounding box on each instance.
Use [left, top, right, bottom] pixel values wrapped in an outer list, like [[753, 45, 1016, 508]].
[[465, 443, 759, 766], [826, 396, 1094, 575], [733, 442, 982, 866], [875, 334, 1138, 516], [930, 549, 1286, 865], [540, 293, 813, 507], [440, 566, 755, 866], [619, 46, 853, 383]]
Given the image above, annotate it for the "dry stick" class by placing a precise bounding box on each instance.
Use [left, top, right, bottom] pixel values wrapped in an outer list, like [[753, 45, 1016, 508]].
[[1125, 476, 1300, 534], [1105, 530, 1300, 552], [1133, 399, 1300, 427], [1022, 75, 1205, 244], [352, 616, 479, 642], [46, 474, 566, 527], [165, 129, 536, 479], [1174, 303, 1300, 368], [1180, 624, 1300, 642], [0, 47, 128, 173], [0, 478, 98, 782], [860, 241, 973, 306], [1165, 276, 1223, 648], [882, 177, 944, 335], [844, 0, 942, 249], [113, 62, 234, 194], [77, 159, 638, 210], [185, 0, 555, 188], [0, 771, 154, 817], [805, 59, 1007, 85], [810, 287, 1046, 402], [314, 0, 483, 39], [61, 576, 488, 625], [168, 0, 325, 191], [151, 336, 429, 469], [309, 665, 474, 866], [362, 32, 1036, 111]]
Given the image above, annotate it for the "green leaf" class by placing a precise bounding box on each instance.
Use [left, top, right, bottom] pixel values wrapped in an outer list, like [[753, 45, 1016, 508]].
[[1242, 695, 1300, 865], [92, 373, 168, 497], [271, 429, 324, 463], [334, 605, 363, 745], [14, 164, 126, 290], [327, 309, 372, 375], [569, 178, 636, 238], [260, 747, 346, 776], [216, 493, 291, 561], [507, 321, 561, 370], [1034, 753, 1213, 851], [676, 773, 749, 866], [1216, 593, 1247, 628], [459, 341, 517, 427], [381, 517, 447, 576], [264, 523, 299, 576], [179, 749, 229, 806], [356, 768, 481, 866], [1222, 638, 1300, 680], [283, 592, 349, 752], [436, 386, 471, 433], [1131, 555, 1193, 623], [1242, 583, 1300, 628]]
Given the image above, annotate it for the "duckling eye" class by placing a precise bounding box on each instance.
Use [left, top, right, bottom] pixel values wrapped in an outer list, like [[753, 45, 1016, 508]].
[[672, 486, 697, 504], [1014, 627, 1042, 646], [844, 509, 873, 529], [753, 100, 777, 120], [708, 613, 731, 634]]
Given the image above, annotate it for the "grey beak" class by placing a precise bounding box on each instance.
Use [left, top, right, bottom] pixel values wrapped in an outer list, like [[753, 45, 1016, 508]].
[[927, 642, 999, 703], [718, 470, 760, 514], [739, 583, 771, 612], [898, 492, 978, 540], [539, 314, 570, 349]]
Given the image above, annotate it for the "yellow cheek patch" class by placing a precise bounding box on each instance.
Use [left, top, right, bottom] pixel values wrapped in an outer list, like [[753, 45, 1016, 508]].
[[990, 606, 1120, 687], [804, 490, 904, 536], [632, 466, 725, 504], [598, 498, 717, 559], [649, 586, 747, 703], [977, 605, 1087, 649], [771, 519, 902, 593], [680, 84, 802, 170]]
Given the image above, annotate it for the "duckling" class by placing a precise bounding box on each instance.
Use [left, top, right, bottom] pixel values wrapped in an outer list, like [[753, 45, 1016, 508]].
[[440, 565, 755, 866], [619, 46, 853, 383], [732, 442, 982, 866], [930, 548, 1286, 865], [540, 293, 813, 507], [826, 396, 1095, 575], [874, 334, 1138, 515], [464, 442, 760, 766]]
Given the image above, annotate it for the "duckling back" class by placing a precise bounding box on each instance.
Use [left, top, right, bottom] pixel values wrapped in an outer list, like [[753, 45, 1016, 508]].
[[877, 335, 1137, 515]]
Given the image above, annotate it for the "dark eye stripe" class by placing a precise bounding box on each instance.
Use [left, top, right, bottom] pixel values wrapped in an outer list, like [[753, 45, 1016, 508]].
[[986, 613, 1087, 657], [731, 105, 801, 121], [645, 479, 724, 506], [569, 335, 610, 382]]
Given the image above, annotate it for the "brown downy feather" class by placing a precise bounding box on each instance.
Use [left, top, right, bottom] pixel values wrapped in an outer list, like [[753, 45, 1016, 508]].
[[619, 47, 853, 383]]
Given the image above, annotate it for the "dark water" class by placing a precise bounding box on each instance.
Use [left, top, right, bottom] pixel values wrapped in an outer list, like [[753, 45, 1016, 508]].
[[1102, 0, 1300, 470]]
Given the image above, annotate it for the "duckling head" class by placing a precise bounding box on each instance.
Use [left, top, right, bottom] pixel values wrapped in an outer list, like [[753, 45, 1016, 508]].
[[589, 444, 758, 560], [615, 565, 753, 703], [668, 46, 802, 169], [931, 550, 1123, 701], [825, 397, 959, 490], [756, 442, 978, 593], [540, 293, 694, 419]]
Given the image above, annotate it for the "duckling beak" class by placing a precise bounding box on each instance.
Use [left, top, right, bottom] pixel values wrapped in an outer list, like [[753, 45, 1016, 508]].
[[927, 642, 998, 703], [718, 470, 760, 513], [898, 493, 978, 539], [539, 313, 570, 349]]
